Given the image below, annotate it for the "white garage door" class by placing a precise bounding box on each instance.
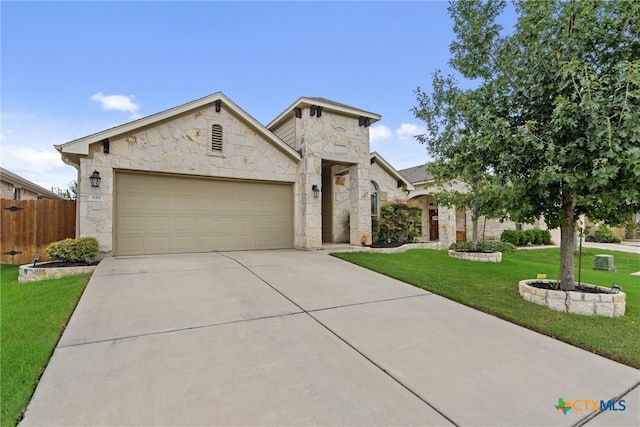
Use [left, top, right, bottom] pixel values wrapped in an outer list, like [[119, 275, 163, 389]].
[[115, 172, 293, 256]]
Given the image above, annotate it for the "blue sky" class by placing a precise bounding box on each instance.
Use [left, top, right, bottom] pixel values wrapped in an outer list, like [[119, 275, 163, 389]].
[[1, 1, 514, 192]]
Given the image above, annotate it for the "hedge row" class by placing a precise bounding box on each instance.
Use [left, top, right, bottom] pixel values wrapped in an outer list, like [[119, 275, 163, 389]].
[[500, 229, 551, 246]]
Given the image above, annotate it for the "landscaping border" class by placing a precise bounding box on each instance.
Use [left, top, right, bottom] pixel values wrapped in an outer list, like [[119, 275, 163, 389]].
[[518, 279, 626, 317], [18, 263, 97, 283]]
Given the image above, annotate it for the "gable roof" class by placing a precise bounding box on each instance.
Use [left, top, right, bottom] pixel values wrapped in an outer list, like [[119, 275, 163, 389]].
[[398, 163, 433, 184], [370, 152, 415, 191], [267, 96, 381, 130], [55, 92, 301, 161], [0, 167, 66, 200]]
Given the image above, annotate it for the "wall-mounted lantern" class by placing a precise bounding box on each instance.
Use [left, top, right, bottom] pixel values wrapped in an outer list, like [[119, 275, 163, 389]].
[[312, 184, 320, 199], [90, 170, 102, 188]]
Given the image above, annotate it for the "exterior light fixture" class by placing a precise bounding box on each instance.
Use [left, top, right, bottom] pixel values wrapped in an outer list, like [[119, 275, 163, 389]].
[[312, 184, 320, 198], [90, 170, 102, 188]]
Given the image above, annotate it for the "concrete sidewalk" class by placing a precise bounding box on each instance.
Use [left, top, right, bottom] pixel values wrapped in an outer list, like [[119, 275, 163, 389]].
[[19, 250, 639, 426]]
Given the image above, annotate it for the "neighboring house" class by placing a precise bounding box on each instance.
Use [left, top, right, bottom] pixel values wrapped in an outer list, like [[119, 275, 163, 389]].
[[56, 92, 551, 258], [394, 163, 547, 244], [0, 167, 66, 200]]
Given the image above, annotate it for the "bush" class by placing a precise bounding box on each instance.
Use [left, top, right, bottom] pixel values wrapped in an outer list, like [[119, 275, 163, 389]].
[[592, 226, 621, 243], [500, 229, 551, 246], [376, 203, 422, 244], [500, 230, 519, 246], [449, 241, 516, 253], [46, 237, 99, 262]]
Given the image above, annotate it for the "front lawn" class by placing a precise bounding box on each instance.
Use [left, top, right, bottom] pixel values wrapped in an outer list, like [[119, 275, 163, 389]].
[[332, 248, 640, 368], [1, 264, 90, 427]]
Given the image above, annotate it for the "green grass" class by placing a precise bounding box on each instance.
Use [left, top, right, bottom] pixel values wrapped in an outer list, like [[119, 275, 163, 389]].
[[1, 264, 90, 427], [332, 248, 640, 368]]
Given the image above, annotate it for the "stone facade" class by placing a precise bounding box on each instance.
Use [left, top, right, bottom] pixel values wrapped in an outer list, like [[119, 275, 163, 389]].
[[57, 92, 553, 257], [58, 94, 380, 255]]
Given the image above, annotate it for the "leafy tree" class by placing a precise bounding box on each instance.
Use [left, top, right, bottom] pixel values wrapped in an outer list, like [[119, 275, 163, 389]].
[[415, 0, 640, 290], [414, 71, 505, 251]]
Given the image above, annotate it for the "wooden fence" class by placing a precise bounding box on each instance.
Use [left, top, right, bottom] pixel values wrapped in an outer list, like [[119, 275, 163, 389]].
[[1, 199, 76, 265]]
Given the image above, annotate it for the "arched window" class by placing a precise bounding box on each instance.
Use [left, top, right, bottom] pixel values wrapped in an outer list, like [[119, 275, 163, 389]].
[[371, 181, 379, 215]]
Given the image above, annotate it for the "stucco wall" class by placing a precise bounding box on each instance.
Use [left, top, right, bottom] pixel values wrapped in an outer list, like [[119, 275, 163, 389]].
[[78, 103, 299, 253]]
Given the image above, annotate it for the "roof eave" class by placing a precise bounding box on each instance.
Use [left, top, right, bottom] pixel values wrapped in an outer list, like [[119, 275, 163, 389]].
[[370, 152, 415, 191], [57, 93, 301, 162], [267, 97, 381, 130]]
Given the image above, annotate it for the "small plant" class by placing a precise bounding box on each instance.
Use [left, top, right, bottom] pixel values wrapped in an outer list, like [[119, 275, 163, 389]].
[[592, 225, 621, 243], [46, 237, 99, 263]]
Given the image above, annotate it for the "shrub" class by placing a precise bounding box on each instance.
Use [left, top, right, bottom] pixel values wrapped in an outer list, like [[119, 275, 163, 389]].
[[592, 226, 621, 243], [500, 229, 551, 246], [500, 230, 519, 246], [376, 203, 422, 243], [46, 237, 99, 262], [449, 241, 516, 253], [523, 229, 536, 245]]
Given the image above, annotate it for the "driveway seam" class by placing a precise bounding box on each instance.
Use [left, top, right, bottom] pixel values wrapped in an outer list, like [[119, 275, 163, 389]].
[[306, 292, 434, 313], [58, 310, 304, 348], [220, 252, 461, 427]]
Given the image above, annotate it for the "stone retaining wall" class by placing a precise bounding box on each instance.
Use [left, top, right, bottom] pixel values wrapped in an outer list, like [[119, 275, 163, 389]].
[[19, 263, 97, 283], [518, 279, 625, 317], [448, 250, 502, 262]]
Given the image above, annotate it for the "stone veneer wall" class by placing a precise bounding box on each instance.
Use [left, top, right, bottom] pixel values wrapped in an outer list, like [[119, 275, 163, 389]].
[[79, 103, 299, 254], [294, 108, 372, 247]]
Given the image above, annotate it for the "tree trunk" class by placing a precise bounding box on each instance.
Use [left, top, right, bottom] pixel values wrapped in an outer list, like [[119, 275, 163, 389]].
[[471, 205, 479, 251], [559, 191, 576, 291]]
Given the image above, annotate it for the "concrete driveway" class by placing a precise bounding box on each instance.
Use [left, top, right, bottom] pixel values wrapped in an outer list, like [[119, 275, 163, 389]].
[[20, 250, 639, 426]]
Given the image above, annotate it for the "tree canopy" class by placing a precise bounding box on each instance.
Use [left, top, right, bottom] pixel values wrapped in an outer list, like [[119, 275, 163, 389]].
[[414, 0, 640, 290]]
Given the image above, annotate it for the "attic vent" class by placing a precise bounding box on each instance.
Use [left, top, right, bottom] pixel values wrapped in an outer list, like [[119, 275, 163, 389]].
[[211, 124, 223, 152]]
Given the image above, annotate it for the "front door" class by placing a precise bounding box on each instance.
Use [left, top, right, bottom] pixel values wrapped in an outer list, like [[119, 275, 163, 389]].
[[429, 209, 439, 241]]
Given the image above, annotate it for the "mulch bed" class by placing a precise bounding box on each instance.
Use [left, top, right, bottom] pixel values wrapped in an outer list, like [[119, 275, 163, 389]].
[[527, 281, 610, 294], [369, 242, 411, 249], [31, 261, 101, 269]]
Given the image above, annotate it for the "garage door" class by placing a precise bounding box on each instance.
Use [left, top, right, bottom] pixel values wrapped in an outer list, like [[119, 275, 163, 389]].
[[115, 172, 293, 256]]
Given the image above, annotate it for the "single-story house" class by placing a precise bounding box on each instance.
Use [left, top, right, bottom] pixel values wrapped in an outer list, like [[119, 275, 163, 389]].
[[0, 167, 66, 200], [55, 92, 545, 257]]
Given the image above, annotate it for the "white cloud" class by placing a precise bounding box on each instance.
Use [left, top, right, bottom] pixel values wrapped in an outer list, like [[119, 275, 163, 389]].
[[90, 92, 141, 119], [369, 124, 392, 142], [396, 122, 426, 141], [0, 146, 63, 174], [369, 122, 431, 170], [0, 111, 107, 191]]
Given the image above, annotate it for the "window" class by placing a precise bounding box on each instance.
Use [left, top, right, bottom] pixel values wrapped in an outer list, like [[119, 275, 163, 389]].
[[210, 124, 223, 153], [12, 187, 20, 200], [371, 181, 379, 215], [516, 223, 523, 231]]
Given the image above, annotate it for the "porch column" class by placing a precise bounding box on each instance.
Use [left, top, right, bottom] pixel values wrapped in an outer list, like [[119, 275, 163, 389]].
[[296, 156, 322, 249], [349, 163, 372, 245]]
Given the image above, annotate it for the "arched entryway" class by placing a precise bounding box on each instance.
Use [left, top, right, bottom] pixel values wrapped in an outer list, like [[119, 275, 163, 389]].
[[409, 195, 439, 242]]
